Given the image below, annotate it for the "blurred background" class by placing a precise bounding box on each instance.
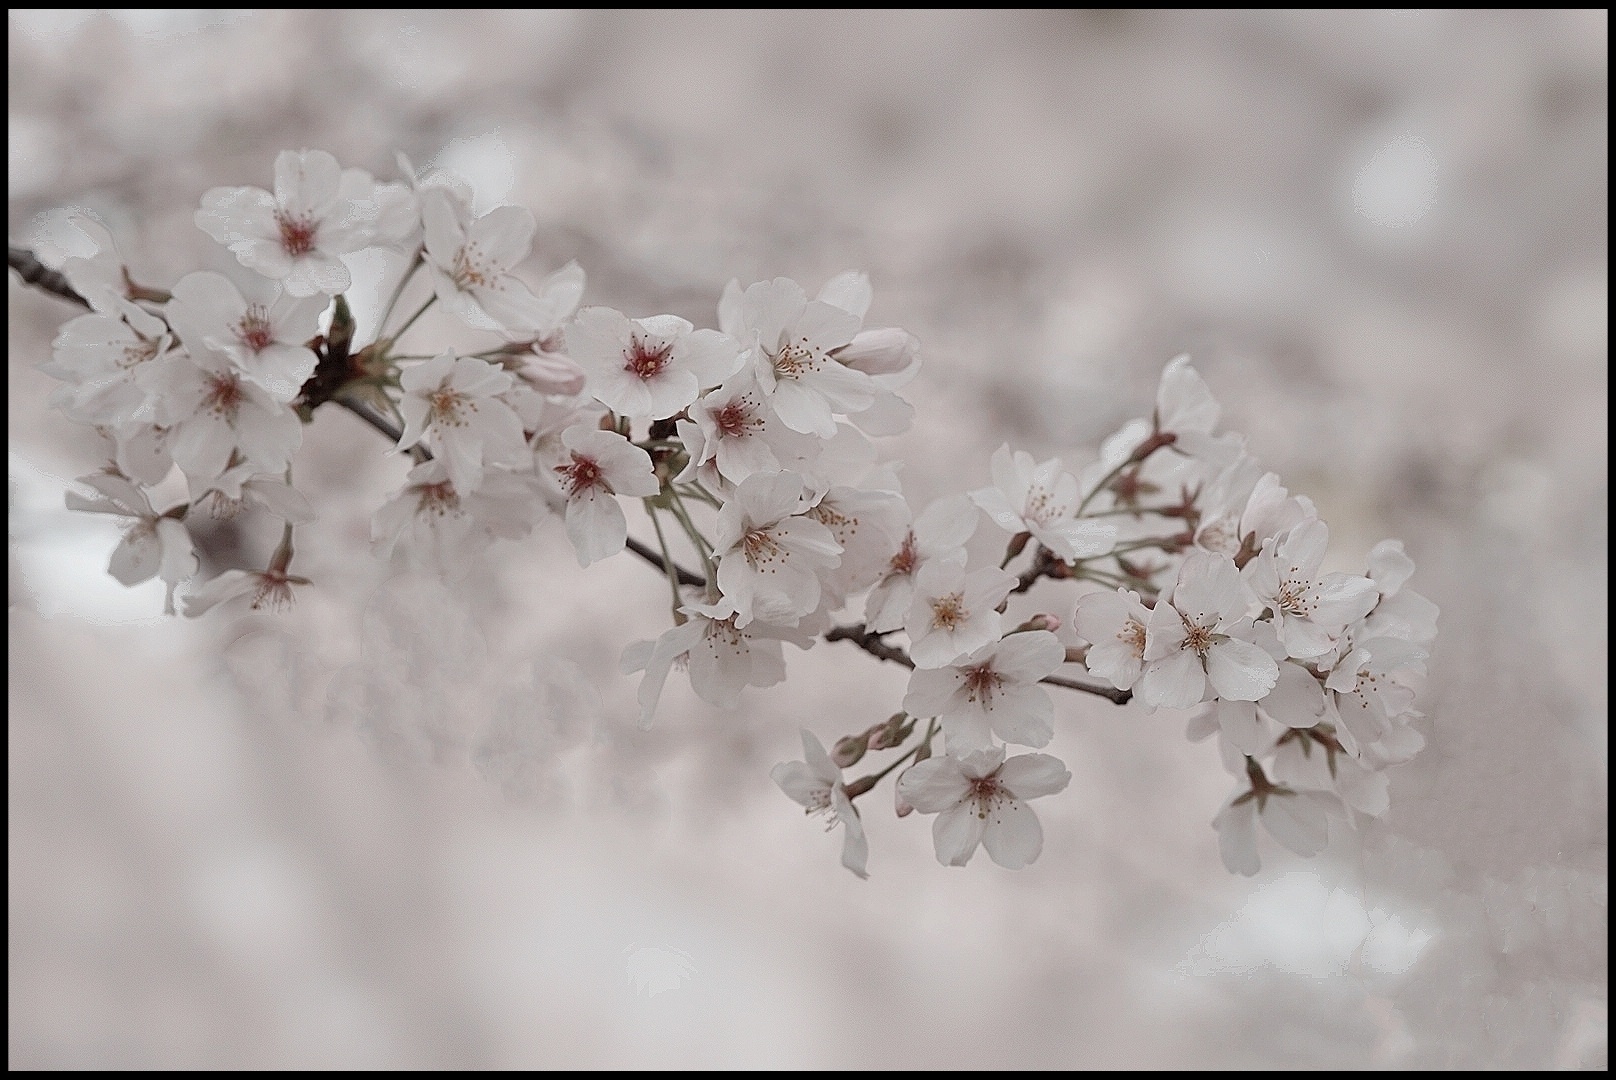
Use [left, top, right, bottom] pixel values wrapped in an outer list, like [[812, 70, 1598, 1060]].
[[8, 10, 1607, 1069]]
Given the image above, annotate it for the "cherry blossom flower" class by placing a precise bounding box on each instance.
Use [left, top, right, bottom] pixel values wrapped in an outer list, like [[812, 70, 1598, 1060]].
[[1192, 466, 1313, 562], [720, 276, 875, 438], [165, 271, 324, 401], [1072, 587, 1153, 691], [623, 601, 815, 728], [64, 472, 197, 614], [1243, 518, 1379, 659], [903, 630, 1066, 751], [1269, 728, 1390, 818], [1211, 760, 1336, 876], [41, 296, 175, 427], [196, 148, 378, 297], [187, 462, 315, 524], [552, 425, 659, 567], [972, 444, 1117, 562], [566, 306, 743, 420], [103, 422, 176, 488], [511, 260, 588, 391], [420, 187, 561, 335], [771, 730, 869, 879], [1321, 632, 1428, 757], [1151, 354, 1244, 465], [182, 567, 310, 616], [904, 559, 1017, 669], [396, 352, 529, 495], [804, 484, 911, 606], [147, 351, 303, 484], [677, 368, 808, 486], [1138, 550, 1278, 709], [897, 747, 1071, 869], [32, 210, 128, 311], [864, 494, 979, 633], [372, 460, 541, 578], [714, 471, 842, 628]]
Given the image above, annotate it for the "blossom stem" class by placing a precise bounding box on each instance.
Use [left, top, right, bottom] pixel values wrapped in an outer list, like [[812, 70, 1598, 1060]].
[[665, 492, 718, 598], [846, 736, 927, 799], [646, 504, 687, 623], [1076, 441, 1166, 517], [375, 247, 423, 343], [387, 295, 435, 343], [267, 520, 296, 575]]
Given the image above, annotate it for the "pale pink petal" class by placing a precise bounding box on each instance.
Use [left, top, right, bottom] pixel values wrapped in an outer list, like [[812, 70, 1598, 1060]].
[[980, 798, 1043, 869], [931, 802, 986, 867], [1205, 636, 1280, 702], [895, 758, 971, 814], [995, 753, 1072, 799]]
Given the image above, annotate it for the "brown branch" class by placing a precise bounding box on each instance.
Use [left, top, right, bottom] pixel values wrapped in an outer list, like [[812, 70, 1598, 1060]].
[[825, 621, 1132, 705], [825, 623, 915, 668], [1040, 673, 1132, 705], [9, 246, 90, 308]]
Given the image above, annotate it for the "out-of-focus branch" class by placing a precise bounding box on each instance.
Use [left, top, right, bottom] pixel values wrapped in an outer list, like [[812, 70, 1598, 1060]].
[[9, 246, 90, 308], [825, 621, 1132, 705]]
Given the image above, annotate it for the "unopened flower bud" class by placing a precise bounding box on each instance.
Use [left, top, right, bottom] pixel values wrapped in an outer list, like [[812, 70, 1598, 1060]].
[[834, 327, 919, 376], [1012, 612, 1061, 634], [521, 350, 586, 396], [894, 779, 915, 818], [832, 733, 870, 769], [866, 712, 913, 751]]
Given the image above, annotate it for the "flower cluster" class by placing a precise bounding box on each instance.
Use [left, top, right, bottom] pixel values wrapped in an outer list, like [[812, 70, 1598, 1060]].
[[21, 147, 1436, 880]]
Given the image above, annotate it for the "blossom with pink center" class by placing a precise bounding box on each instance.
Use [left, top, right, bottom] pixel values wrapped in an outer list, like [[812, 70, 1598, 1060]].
[[896, 747, 1071, 869], [188, 462, 314, 524], [146, 351, 303, 484], [420, 187, 565, 336], [552, 425, 659, 567], [719, 276, 875, 437], [677, 368, 807, 486], [770, 730, 869, 879], [972, 444, 1117, 562], [41, 296, 176, 427], [713, 471, 842, 628], [371, 460, 542, 579], [1138, 550, 1278, 709], [566, 306, 743, 421], [864, 494, 979, 633], [1072, 587, 1153, 691], [903, 559, 1017, 669], [904, 630, 1066, 751], [623, 600, 815, 729], [196, 148, 379, 297], [804, 484, 911, 607], [165, 271, 324, 401], [1243, 518, 1379, 659], [397, 352, 529, 495]]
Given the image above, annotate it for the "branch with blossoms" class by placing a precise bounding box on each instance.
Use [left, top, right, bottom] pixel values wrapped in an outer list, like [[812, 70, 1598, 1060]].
[[11, 147, 1437, 880]]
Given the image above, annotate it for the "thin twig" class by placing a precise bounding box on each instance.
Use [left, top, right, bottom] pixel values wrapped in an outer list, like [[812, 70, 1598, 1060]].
[[824, 623, 916, 668]]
